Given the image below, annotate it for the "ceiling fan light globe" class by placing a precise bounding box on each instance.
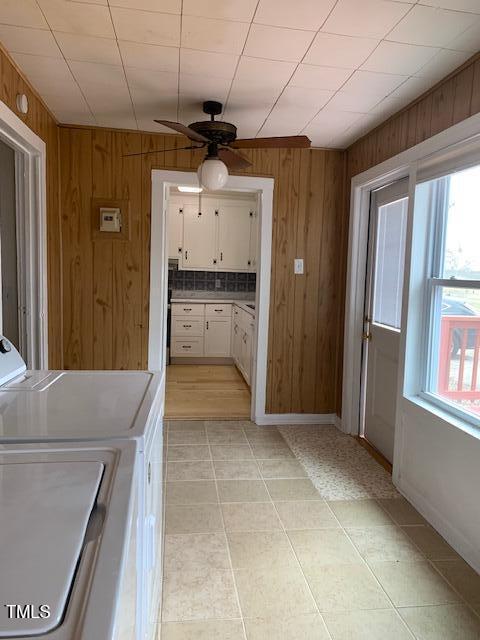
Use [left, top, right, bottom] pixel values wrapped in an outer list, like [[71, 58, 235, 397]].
[[197, 158, 228, 191]]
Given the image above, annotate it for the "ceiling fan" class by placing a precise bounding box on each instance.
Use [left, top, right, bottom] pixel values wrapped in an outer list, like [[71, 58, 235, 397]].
[[129, 100, 311, 190]]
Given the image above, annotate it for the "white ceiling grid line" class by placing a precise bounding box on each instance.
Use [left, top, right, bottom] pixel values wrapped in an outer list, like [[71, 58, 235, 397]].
[[0, 0, 476, 147]]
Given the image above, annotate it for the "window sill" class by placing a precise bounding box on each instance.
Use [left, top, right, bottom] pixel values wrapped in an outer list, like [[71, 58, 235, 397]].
[[405, 393, 480, 440]]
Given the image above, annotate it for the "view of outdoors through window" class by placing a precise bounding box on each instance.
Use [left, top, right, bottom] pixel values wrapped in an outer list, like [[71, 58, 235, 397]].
[[430, 165, 480, 421]]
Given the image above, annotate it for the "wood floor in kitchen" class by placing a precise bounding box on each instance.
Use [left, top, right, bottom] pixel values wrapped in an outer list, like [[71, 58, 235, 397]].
[[165, 365, 251, 420]]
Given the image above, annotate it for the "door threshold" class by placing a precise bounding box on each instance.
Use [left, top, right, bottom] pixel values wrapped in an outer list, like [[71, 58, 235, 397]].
[[355, 436, 392, 474]]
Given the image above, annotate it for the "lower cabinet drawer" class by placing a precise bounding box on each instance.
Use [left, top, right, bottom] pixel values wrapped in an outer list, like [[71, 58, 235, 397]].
[[205, 303, 231, 317], [172, 318, 204, 337], [171, 338, 204, 357]]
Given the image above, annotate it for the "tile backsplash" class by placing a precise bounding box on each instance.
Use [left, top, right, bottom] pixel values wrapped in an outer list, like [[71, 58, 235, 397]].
[[169, 270, 256, 293]]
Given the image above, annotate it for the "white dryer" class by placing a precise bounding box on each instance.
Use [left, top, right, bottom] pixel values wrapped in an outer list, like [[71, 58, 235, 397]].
[[0, 337, 165, 640], [0, 439, 138, 639]]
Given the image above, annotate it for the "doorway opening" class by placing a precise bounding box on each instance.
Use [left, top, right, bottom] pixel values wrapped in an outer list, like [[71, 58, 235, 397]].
[[148, 170, 274, 424], [360, 178, 409, 463], [0, 102, 48, 369]]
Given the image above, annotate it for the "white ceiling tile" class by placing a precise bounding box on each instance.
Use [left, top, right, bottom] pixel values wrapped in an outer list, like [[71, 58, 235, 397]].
[[55, 110, 97, 125], [324, 90, 383, 113], [446, 18, 480, 53], [304, 108, 364, 145], [111, 7, 180, 46], [180, 49, 237, 79], [56, 32, 122, 65], [109, 0, 181, 13], [342, 69, 407, 97], [69, 60, 125, 88], [255, 0, 337, 31], [183, 0, 258, 22], [259, 86, 335, 135], [137, 118, 177, 133], [37, 0, 115, 38], [322, 0, 412, 39], [290, 64, 352, 91], [133, 93, 177, 118], [304, 32, 379, 69], [11, 52, 75, 93], [369, 95, 405, 118], [415, 48, 472, 82], [96, 115, 137, 129], [418, 0, 480, 13], [125, 67, 178, 95], [233, 56, 296, 90], [0, 24, 61, 56], [390, 75, 430, 100], [244, 24, 314, 63], [387, 5, 478, 47], [81, 83, 132, 112], [362, 41, 439, 75], [119, 41, 179, 73], [279, 85, 335, 109], [181, 15, 249, 54], [179, 74, 230, 104], [0, 0, 48, 29]]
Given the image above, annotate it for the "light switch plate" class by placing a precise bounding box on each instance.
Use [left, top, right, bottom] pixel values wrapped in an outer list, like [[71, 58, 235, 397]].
[[294, 258, 304, 274]]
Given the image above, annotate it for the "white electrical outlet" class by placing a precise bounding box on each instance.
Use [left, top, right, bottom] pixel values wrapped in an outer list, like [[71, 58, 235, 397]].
[[294, 258, 304, 274]]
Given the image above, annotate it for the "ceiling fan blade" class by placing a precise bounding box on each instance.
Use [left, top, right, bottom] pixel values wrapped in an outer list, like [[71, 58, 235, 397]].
[[154, 120, 211, 143], [232, 135, 311, 149], [218, 147, 252, 171], [123, 144, 205, 157]]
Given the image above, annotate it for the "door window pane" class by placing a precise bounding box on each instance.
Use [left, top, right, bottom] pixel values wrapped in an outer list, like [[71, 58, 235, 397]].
[[372, 198, 408, 329]]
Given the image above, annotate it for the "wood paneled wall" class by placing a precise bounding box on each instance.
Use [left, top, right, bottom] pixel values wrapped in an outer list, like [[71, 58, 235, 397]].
[[0, 45, 62, 367], [336, 51, 480, 415], [58, 127, 345, 414]]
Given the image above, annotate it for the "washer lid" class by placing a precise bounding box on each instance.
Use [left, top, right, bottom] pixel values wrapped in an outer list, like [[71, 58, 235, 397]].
[[0, 460, 103, 637]]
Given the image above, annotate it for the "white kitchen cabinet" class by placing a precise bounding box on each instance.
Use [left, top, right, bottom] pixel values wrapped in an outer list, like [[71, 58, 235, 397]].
[[232, 304, 255, 387], [217, 201, 253, 272], [182, 202, 216, 270], [205, 317, 231, 357], [167, 198, 184, 260]]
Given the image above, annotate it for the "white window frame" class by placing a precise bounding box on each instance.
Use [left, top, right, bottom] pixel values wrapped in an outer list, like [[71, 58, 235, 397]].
[[418, 170, 480, 429], [342, 112, 480, 438], [0, 100, 48, 369]]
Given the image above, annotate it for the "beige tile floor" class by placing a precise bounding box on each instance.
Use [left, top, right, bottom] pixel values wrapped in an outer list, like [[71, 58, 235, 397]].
[[159, 420, 480, 639]]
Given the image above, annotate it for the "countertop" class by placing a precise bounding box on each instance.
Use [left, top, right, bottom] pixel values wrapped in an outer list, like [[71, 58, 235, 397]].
[[171, 297, 255, 317]]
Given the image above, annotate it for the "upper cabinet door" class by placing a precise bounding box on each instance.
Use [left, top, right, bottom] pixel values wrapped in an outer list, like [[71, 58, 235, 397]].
[[182, 202, 216, 270], [167, 198, 184, 260], [249, 209, 258, 272], [217, 201, 253, 272]]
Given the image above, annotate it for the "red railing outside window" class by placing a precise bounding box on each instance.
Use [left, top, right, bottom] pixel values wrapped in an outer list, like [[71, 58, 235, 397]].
[[438, 316, 480, 414]]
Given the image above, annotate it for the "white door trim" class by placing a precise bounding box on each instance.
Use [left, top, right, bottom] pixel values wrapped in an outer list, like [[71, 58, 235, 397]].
[[148, 170, 274, 424], [342, 111, 480, 437], [0, 99, 48, 369]]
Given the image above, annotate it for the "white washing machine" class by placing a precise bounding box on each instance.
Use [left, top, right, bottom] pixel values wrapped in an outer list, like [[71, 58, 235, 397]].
[[0, 337, 165, 640], [0, 439, 138, 639]]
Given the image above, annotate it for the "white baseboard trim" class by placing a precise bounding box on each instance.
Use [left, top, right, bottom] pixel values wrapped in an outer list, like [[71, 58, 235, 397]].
[[255, 413, 336, 426], [396, 476, 480, 574]]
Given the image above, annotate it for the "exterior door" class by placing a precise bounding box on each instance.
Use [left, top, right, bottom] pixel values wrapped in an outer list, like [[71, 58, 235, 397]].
[[362, 179, 408, 462]]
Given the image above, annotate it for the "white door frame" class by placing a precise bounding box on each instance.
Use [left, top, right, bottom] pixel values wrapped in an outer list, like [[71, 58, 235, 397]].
[[148, 169, 274, 423], [342, 112, 480, 437], [0, 100, 48, 369]]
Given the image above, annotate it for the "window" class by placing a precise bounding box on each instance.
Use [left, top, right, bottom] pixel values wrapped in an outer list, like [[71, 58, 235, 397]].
[[372, 198, 408, 330], [422, 165, 480, 425]]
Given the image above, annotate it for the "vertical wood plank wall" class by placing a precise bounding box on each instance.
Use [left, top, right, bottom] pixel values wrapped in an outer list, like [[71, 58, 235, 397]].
[[337, 51, 480, 415], [58, 127, 345, 414], [0, 46, 62, 368]]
